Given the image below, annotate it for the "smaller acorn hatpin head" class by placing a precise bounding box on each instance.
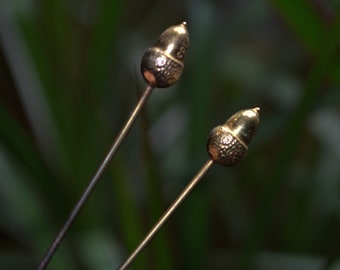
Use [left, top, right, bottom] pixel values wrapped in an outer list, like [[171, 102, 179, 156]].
[[141, 22, 189, 88], [207, 107, 260, 166]]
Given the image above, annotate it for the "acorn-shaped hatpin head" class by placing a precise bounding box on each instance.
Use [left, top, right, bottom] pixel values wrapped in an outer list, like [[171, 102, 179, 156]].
[[141, 22, 189, 88], [207, 107, 260, 166]]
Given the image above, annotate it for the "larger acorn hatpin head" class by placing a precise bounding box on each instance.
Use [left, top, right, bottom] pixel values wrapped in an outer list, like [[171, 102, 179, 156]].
[[207, 107, 260, 166], [141, 22, 189, 88]]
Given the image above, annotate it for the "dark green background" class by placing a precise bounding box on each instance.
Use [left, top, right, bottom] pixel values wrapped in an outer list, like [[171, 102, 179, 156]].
[[1, 0, 340, 269]]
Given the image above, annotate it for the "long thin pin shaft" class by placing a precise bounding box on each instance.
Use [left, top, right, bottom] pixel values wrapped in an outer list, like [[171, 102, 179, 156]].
[[38, 85, 154, 270], [117, 159, 215, 270]]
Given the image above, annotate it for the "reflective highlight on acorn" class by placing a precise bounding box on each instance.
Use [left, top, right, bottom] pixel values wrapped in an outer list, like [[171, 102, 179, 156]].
[[141, 22, 189, 88], [207, 107, 260, 166]]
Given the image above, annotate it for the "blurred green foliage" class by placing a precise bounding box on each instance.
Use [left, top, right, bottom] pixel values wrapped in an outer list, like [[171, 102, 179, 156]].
[[0, 0, 340, 269]]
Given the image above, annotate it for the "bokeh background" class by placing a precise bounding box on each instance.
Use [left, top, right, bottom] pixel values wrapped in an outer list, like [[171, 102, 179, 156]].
[[1, 0, 340, 269]]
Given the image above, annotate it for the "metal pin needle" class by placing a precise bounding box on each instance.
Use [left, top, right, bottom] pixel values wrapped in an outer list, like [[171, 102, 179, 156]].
[[38, 21, 190, 269], [37, 85, 154, 270], [117, 159, 215, 270], [117, 107, 260, 269]]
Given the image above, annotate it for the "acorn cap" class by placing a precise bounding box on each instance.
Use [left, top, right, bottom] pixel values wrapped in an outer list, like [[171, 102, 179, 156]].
[[141, 22, 189, 88], [207, 107, 260, 166]]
